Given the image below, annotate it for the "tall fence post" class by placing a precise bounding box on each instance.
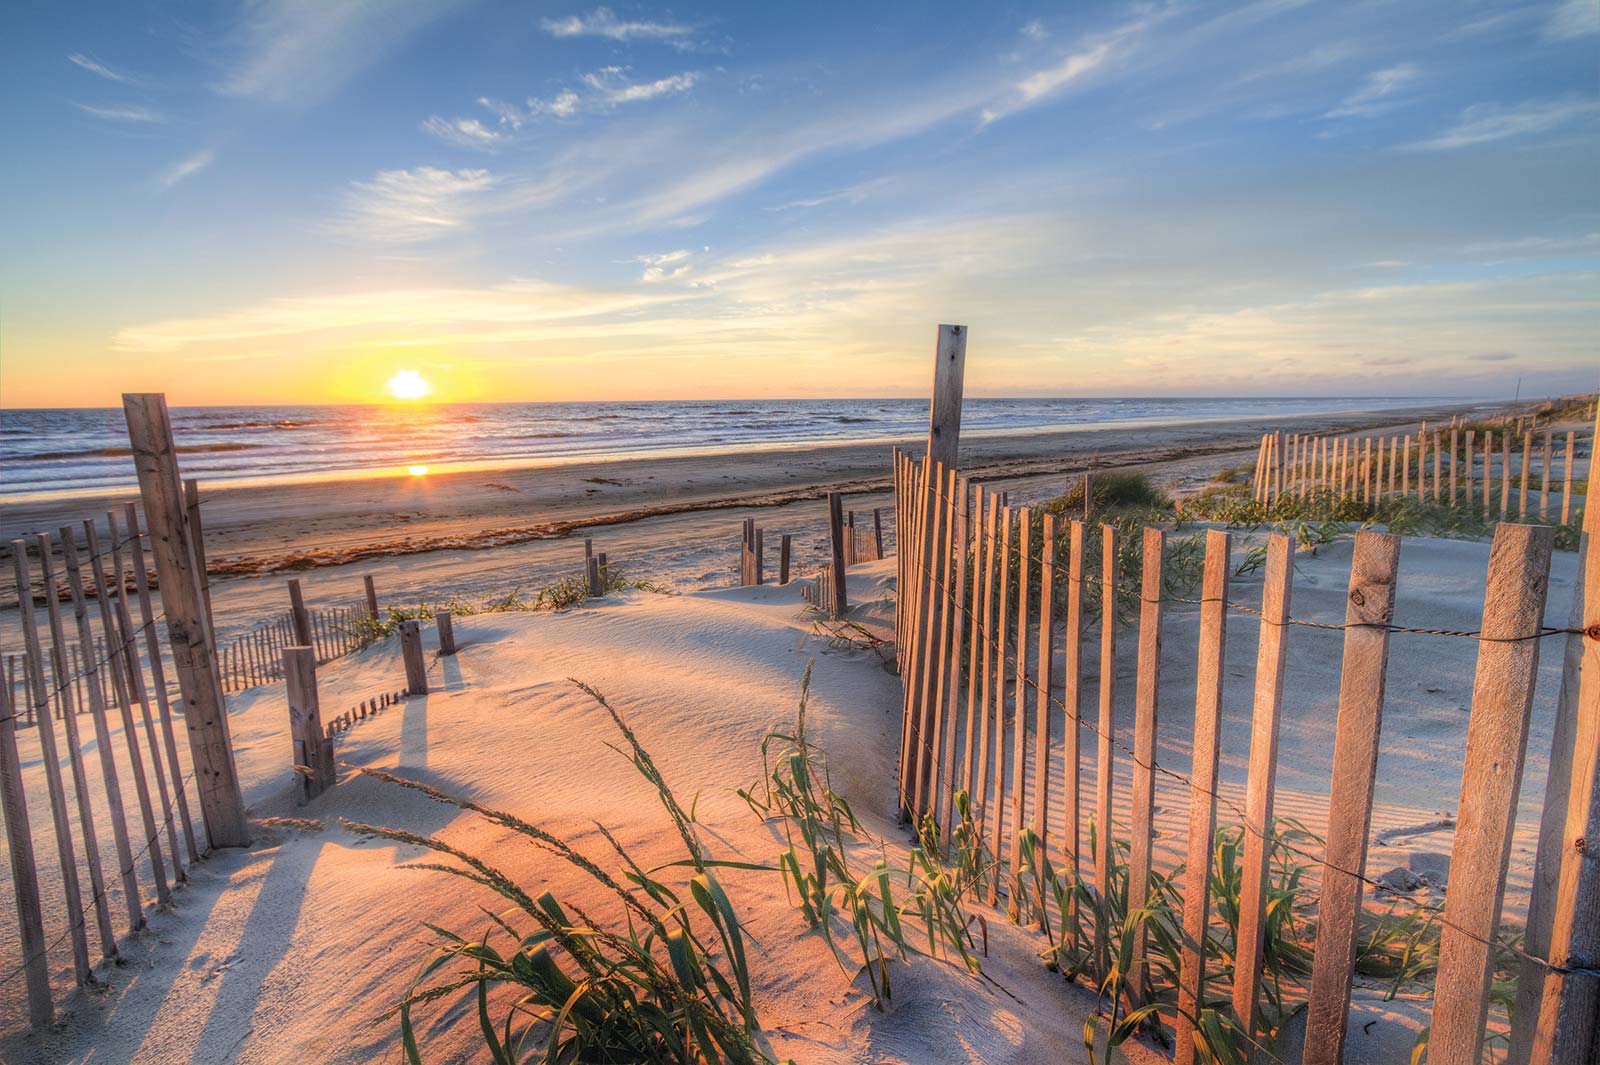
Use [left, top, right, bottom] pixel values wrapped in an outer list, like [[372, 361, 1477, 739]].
[[1303, 531, 1402, 1065], [400, 620, 429, 694], [1431, 523, 1554, 1063], [284, 646, 335, 802], [364, 575, 380, 620], [1127, 526, 1165, 1005], [123, 393, 250, 849], [183, 478, 216, 643]]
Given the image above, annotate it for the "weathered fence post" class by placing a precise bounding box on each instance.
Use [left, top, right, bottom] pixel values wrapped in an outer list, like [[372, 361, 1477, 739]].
[[827, 492, 848, 619], [1303, 531, 1402, 1065], [586, 555, 602, 597], [779, 533, 791, 585], [183, 478, 217, 643], [284, 646, 335, 802], [364, 575, 380, 620], [1431, 523, 1554, 1063], [399, 620, 429, 694], [123, 393, 250, 849], [436, 611, 457, 655], [288, 578, 313, 645]]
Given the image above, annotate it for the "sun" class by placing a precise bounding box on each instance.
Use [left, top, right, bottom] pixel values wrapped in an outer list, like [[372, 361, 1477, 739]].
[[386, 368, 432, 401]]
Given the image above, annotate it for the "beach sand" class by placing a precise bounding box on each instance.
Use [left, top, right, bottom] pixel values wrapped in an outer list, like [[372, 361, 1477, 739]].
[[0, 531, 1582, 1062]]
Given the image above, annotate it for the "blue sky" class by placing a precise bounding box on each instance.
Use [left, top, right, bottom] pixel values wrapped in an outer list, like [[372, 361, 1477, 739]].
[[2, 1, 1597, 406]]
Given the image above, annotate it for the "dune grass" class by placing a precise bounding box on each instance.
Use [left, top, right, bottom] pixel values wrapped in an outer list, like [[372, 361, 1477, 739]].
[[349, 679, 783, 1065]]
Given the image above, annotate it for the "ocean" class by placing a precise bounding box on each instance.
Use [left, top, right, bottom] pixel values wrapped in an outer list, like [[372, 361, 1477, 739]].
[[0, 396, 1451, 500]]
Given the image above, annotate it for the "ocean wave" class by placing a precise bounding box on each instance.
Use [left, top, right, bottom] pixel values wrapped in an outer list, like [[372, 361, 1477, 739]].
[[24, 442, 263, 461]]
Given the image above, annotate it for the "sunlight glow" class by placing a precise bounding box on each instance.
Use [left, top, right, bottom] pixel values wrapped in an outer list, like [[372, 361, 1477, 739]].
[[407, 465, 430, 477], [387, 369, 432, 401]]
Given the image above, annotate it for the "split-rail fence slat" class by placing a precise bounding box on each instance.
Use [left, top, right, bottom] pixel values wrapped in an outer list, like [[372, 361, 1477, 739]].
[[892, 408, 1599, 1063]]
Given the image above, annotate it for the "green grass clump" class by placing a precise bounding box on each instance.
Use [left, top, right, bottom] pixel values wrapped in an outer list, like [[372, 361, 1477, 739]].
[[740, 664, 986, 1008], [347, 679, 784, 1065], [1051, 471, 1173, 516]]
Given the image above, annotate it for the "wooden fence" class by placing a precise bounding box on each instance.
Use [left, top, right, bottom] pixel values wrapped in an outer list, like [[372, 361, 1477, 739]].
[[218, 599, 369, 694], [892, 425, 1598, 1062], [1251, 419, 1591, 526]]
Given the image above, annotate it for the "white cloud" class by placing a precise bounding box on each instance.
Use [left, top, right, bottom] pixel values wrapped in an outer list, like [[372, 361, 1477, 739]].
[[1546, 0, 1600, 40], [980, 13, 1156, 125], [421, 115, 504, 149], [330, 166, 500, 243], [540, 7, 696, 47], [1325, 64, 1418, 118], [1021, 20, 1048, 41], [766, 177, 892, 211], [1411, 96, 1600, 150], [159, 149, 215, 188], [583, 68, 699, 104], [219, 0, 469, 104], [631, 248, 696, 282], [67, 53, 132, 83], [477, 67, 699, 130], [77, 102, 164, 123]]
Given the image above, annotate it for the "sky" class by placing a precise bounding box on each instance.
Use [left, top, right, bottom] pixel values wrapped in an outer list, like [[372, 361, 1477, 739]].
[[1, 0, 1597, 407]]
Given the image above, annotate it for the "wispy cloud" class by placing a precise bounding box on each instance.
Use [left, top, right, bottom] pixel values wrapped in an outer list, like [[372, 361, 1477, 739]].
[[330, 166, 501, 243], [475, 67, 700, 131], [67, 52, 133, 83], [1410, 96, 1600, 150], [1325, 64, 1418, 118], [766, 177, 893, 211], [1546, 0, 1600, 40], [421, 115, 504, 150], [540, 7, 698, 49], [632, 248, 696, 282], [219, 0, 469, 104], [159, 149, 215, 188], [77, 102, 164, 123], [980, 13, 1156, 125]]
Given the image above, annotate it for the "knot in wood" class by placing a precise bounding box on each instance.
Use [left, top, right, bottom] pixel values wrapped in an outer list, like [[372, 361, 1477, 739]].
[[1349, 589, 1366, 607]]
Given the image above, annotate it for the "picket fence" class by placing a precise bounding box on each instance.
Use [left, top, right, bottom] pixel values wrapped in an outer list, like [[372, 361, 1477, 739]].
[[891, 428, 1598, 1064]]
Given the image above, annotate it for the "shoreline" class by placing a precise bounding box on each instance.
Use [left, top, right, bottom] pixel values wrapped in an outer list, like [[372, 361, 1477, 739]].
[[0, 400, 1485, 580]]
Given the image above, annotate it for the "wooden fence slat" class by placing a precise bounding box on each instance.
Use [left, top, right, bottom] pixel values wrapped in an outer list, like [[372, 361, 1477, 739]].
[[934, 473, 969, 834], [1524, 411, 1600, 1064], [1127, 526, 1164, 1005], [961, 486, 987, 800], [38, 532, 120, 959], [124, 505, 201, 863], [1059, 519, 1086, 945], [59, 525, 145, 933], [0, 658, 53, 1024], [1031, 512, 1058, 859], [973, 491, 999, 837], [1093, 522, 1118, 972], [1521, 431, 1533, 519], [1430, 523, 1554, 1063], [1541, 429, 1553, 520], [1008, 506, 1032, 896], [1503, 430, 1513, 517], [987, 505, 1014, 905], [1561, 430, 1576, 525], [896, 458, 929, 813], [84, 520, 170, 906], [1232, 532, 1294, 1039], [1173, 529, 1231, 1065], [910, 469, 948, 821], [1302, 530, 1402, 1065]]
